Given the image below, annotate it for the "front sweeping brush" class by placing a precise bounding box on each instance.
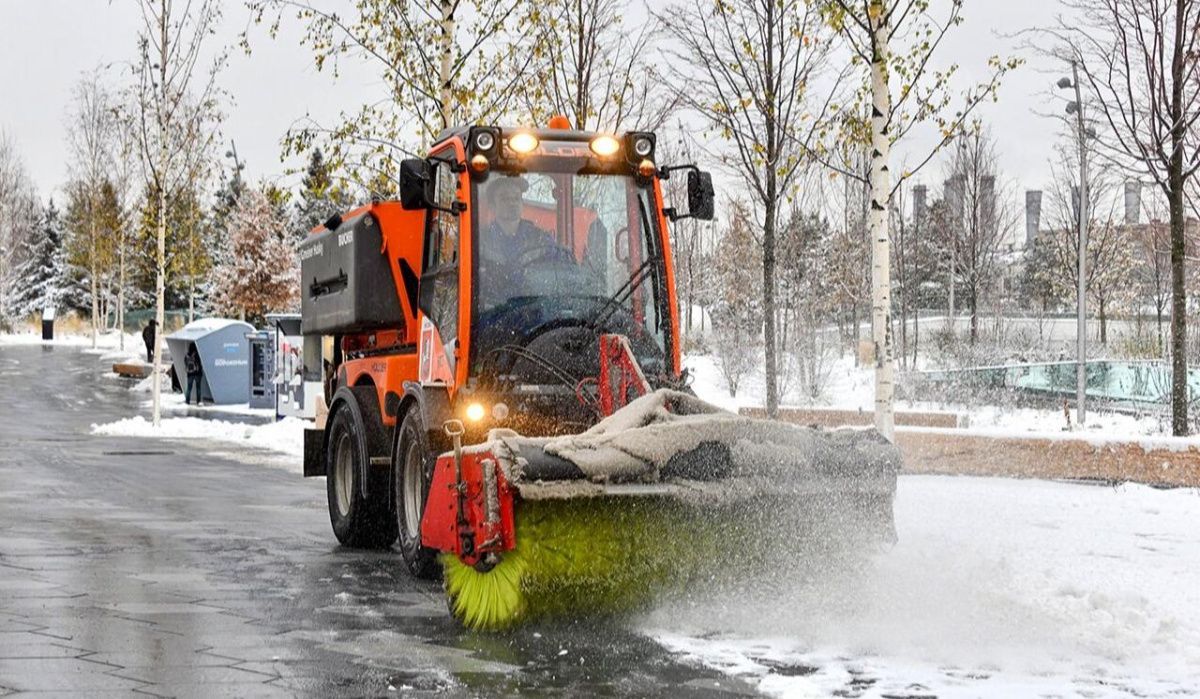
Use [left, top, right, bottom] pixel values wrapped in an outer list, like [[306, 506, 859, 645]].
[[442, 496, 720, 631], [431, 389, 901, 631]]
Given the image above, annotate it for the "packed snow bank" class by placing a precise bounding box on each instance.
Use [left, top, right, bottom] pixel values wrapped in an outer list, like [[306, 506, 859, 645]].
[[92, 416, 306, 462], [646, 475, 1200, 697]]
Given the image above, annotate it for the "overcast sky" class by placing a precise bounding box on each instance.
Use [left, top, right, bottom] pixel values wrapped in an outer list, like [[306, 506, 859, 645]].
[[1, 0, 1068, 215]]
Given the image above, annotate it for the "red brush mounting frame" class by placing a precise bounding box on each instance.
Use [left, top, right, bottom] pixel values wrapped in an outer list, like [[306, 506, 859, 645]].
[[598, 334, 651, 417], [421, 447, 517, 567]]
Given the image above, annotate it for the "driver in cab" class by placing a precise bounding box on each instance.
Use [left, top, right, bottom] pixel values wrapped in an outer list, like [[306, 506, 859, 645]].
[[479, 175, 576, 305]]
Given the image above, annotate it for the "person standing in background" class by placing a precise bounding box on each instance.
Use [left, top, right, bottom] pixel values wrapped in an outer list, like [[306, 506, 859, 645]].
[[142, 320, 157, 364], [184, 344, 204, 405]]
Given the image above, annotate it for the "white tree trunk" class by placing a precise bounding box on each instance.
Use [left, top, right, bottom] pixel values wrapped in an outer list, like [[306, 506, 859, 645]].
[[438, 0, 454, 129], [117, 242, 124, 350], [90, 214, 99, 349], [118, 236, 125, 351], [187, 198, 196, 324], [947, 244, 955, 332], [869, 6, 895, 442], [151, 11, 168, 428], [152, 182, 166, 427]]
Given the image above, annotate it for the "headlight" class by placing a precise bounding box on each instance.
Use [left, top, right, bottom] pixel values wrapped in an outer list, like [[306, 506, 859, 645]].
[[590, 135, 620, 157], [465, 403, 486, 422], [474, 130, 496, 152], [508, 132, 539, 154], [633, 136, 654, 157]]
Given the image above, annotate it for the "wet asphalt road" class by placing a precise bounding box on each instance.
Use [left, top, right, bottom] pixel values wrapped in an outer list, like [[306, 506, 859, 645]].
[[0, 343, 755, 698]]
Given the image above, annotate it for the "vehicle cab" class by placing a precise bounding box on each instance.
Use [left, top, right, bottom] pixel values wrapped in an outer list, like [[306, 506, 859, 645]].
[[399, 119, 715, 436]]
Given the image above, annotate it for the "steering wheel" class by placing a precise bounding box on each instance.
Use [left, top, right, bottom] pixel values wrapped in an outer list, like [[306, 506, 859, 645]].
[[513, 244, 575, 269]]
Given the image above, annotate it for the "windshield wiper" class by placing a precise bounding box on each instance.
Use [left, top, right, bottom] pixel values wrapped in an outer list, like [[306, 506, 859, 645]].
[[586, 197, 658, 332]]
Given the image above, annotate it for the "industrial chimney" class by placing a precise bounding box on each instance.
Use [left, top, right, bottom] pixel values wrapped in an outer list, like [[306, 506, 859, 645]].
[[1025, 190, 1042, 248], [980, 175, 996, 231], [1124, 180, 1141, 224], [944, 175, 965, 223]]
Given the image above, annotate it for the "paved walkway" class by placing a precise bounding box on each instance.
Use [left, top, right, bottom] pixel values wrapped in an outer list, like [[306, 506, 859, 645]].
[[0, 343, 750, 698]]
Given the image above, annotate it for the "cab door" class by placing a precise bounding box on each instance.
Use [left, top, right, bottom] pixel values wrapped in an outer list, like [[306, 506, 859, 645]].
[[417, 145, 465, 388]]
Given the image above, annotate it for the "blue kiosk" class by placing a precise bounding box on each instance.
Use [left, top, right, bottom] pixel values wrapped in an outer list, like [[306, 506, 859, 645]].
[[165, 319, 255, 405]]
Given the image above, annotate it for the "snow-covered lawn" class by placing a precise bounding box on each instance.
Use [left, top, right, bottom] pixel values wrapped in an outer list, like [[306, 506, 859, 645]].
[[0, 328, 139, 350], [686, 352, 1198, 444], [647, 475, 1200, 698]]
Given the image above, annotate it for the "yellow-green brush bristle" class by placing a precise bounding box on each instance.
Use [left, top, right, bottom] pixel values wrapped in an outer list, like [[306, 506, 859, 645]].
[[442, 497, 718, 631]]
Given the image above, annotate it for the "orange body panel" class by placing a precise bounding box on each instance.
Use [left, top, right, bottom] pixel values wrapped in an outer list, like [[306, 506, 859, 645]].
[[651, 177, 682, 376], [439, 137, 472, 400], [341, 352, 420, 429], [375, 202, 428, 347]]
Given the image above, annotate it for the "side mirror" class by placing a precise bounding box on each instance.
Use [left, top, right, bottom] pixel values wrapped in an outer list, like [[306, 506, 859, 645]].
[[687, 171, 715, 221], [399, 159, 435, 210]]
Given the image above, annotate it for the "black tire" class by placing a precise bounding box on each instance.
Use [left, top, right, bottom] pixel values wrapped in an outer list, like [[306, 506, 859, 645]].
[[393, 406, 441, 579], [326, 397, 395, 549]]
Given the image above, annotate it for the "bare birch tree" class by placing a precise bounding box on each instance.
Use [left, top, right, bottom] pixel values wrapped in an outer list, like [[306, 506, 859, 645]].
[[65, 71, 122, 349], [658, 0, 837, 418], [1132, 190, 1173, 352], [940, 128, 1016, 345], [1040, 147, 1136, 345], [128, 0, 224, 427], [1045, 0, 1200, 435], [248, 0, 537, 192], [517, 0, 676, 131], [818, 0, 1019, 440]]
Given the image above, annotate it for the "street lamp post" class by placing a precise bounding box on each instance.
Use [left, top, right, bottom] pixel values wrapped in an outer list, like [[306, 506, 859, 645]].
[[1058, 62, 1089, 426], [0, 244, 7, 326]]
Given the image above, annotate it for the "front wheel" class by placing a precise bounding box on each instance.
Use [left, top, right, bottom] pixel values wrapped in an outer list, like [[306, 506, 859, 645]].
[[393, 408, 441, 579]]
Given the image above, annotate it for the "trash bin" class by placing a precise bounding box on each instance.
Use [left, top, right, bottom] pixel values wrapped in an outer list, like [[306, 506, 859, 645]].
[[164, 319, 254, 405], [246, 330, 275, 410], [41, 307, 55, 340]]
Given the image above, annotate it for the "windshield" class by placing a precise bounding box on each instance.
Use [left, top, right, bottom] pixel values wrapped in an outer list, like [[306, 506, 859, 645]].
[[471, 164, 669, 378]]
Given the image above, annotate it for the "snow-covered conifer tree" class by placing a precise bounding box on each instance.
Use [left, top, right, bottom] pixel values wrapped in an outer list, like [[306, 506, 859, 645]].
[[295, 148, 353, 238], [10, 199, 67, 318]]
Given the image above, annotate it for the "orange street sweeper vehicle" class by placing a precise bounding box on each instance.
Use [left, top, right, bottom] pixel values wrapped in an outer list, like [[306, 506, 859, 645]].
[[297, 118, 901, 630]]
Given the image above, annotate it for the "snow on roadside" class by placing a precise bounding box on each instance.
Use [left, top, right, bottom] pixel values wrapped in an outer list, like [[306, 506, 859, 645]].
[[686, 351, 1195, 444], [92, 415, 306, 462], [646, 475, 1200, 697], [151, 389, 278, 418]]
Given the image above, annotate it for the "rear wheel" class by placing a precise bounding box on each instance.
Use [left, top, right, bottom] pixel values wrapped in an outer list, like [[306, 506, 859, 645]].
[[326, 401, 394, 549], [393, 407, 440, 579]]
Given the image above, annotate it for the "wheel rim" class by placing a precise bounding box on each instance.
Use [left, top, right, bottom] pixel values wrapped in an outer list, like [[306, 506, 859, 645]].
[[334, 432, 354, 517], [403, 439, 423, 538]]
